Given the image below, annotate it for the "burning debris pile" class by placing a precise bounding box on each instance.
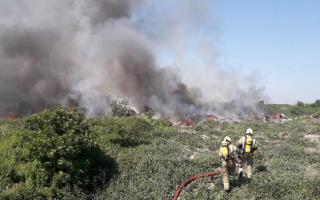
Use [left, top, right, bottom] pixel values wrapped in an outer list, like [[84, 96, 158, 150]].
[[0, 0, 266, 119], [265, 113, 289, 122], [3, 113, 17, 121], [173, 112, 292, 127], [174, 114, 241, 127], [253, 112, 291, 123]]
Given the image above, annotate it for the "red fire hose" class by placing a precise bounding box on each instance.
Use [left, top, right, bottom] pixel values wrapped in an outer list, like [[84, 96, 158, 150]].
[[172, 169, 222, 200]]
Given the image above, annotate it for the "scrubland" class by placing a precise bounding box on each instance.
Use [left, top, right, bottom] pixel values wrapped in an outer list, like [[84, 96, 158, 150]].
[[0, 104, 319, 199]]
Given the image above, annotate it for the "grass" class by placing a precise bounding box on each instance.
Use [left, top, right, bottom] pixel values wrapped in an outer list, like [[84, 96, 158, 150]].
[[0, 106, 319, 199], [94, 116, 320, 199]]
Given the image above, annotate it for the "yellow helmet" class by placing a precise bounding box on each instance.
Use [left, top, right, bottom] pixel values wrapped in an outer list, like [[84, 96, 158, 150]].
[[223, 136, 232, 144], [221, 140, 228, 146], [246, 128, 253, 135]]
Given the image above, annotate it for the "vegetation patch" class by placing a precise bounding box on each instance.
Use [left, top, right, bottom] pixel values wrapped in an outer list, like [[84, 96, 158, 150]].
[[0, 108, 117, 199], [0, 104, 320, 199]]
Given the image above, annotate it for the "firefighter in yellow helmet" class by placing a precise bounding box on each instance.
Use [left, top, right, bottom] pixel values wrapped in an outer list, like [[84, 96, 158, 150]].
[[237, 128, 258, 179], [219, 136, 238, 191]]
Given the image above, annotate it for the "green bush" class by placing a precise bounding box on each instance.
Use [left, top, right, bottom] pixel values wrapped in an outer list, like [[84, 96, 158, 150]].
[[98, 117, 153, 147], [109, 100, 136, 117], [0, 108, 117, 199], [115, 117, 153, 147], [149, 118, 173, 132], [311, 99, 320, 107], [144, 108, 155, 119], [290, 106, 306, 116], [195, 121, 218, 132], [296, 101, 305, 107]]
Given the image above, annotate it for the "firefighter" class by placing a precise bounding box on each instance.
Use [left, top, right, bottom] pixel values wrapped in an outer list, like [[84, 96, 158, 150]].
[[237, 128, 258, 179], [219, 136, 238, 191]]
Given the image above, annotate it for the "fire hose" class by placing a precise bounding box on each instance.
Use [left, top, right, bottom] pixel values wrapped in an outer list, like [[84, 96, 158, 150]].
[[172, 154, 246, 200], [172, 169, 222, 200]]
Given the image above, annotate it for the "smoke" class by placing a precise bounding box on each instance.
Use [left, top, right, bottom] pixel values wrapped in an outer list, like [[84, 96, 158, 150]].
[[0, 0, 266, 118]]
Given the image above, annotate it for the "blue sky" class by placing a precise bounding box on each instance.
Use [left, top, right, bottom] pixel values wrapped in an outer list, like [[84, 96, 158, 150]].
[[138, 0, 320, 104], [212, 0, 320, 103]]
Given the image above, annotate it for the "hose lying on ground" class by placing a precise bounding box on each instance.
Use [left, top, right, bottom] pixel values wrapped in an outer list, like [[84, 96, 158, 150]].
[[172, 169, 222, 200]]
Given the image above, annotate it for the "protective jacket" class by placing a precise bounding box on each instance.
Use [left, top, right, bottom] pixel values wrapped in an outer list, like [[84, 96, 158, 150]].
[[219, 141, 238, 191]]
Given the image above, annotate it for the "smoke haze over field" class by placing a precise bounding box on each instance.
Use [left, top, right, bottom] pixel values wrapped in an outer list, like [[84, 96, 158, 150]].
[[0, 0, 266, 117]]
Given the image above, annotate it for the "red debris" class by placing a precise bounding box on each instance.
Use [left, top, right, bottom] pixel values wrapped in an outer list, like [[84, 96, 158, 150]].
[[265, 113, 289, 122], [180, 118, 193, 126], [206, 114, 219, 121], [271, 113, 281, 120], [3, 113, 17, 121]]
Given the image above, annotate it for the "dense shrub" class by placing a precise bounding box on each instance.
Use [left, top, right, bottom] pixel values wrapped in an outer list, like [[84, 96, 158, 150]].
[[0, 120, 23, 138], [109, 100, 136, 117], [149, 118, 173, 132], [262, 103, 320, 118], [311, 99, 320, 107], [296, 101, 305, 107], [291, 106, 306, 116], [143, 108, 155, 119], [112, 117, 153, 147], [93, 116, 153, 147], [0, 108, 117, 199], [195, 121, 218, 132]]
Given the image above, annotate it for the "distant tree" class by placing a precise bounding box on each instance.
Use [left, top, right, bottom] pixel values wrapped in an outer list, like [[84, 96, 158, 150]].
[[110, 100, 136, 117], [144, 107, 155, 119], [312, 99, 320, 107], [296, 101, 304, 107]]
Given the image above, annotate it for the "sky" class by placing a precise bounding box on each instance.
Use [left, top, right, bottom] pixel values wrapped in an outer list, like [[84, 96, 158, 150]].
[[140, 0, 320, 104], [212, 0, 320, 104]]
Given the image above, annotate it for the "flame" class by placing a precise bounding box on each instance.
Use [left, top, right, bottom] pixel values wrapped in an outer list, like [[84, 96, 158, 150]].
[[3, 113, 17, 121]]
